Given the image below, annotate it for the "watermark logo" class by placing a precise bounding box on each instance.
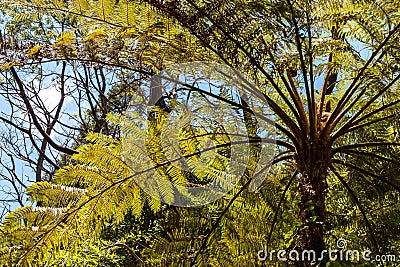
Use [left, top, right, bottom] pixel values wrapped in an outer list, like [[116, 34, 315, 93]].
[[258, 239, 399, 263], [336, 238, 347, 249], [121, 62, 278, 207]]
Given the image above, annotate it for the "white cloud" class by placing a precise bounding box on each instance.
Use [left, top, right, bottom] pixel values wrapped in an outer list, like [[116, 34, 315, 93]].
[[38, 87, 62, 112]]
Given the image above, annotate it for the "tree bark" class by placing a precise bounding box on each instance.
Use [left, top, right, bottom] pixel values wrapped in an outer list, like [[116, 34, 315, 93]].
[[295, 140, 331, 267]]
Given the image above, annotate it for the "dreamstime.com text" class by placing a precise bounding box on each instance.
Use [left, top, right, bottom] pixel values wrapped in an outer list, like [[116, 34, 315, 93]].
[[258, 239, 399, 263]]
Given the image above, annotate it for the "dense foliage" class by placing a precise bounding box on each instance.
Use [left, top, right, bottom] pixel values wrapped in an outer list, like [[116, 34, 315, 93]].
[[0, 0, 399, 266]]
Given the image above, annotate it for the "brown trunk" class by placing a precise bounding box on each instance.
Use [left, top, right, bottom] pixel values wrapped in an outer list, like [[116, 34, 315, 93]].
[[297, 171, 328, 266], [295, 140, 331, 267]]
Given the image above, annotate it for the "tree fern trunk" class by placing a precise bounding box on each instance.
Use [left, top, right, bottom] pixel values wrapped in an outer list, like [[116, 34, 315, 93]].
[[296, 141, 331, 267]]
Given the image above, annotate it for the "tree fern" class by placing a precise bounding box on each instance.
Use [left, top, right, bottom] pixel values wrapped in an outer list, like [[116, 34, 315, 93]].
[[1, 0, 400, 266], [0, 131, 157, 265]]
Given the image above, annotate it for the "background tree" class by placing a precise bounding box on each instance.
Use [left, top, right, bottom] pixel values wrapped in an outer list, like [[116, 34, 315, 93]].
[[0, 1, 213, 265]]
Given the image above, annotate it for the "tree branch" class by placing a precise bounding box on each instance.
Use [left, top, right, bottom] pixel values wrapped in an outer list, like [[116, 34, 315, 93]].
[[332, 160, 400, 192], [192, 154, 293, 264], [9, 66, 77, 155], [329, 164, 380, 253], [266, 170, 298, 247], [323, 22, 400, 136]]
